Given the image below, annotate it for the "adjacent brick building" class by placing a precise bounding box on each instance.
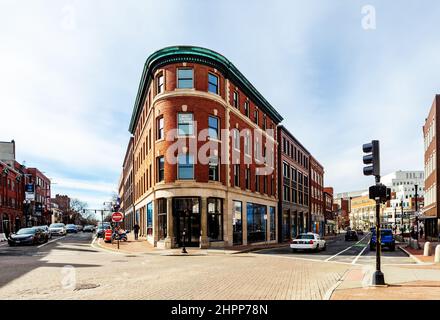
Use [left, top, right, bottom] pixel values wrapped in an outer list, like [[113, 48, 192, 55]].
[[422, 94, 440, 241], [323, 187, 335, 234], [277, 125, 310, 242], [310, 156, 325, 236], [126, 46, 283, 249]]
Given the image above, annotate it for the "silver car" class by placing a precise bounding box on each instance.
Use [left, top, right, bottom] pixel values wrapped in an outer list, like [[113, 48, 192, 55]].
[[49, 223, 67, 236]]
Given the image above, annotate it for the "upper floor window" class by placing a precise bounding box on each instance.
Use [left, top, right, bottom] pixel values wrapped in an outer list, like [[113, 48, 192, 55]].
[[233, 91, 239, 109], [178, 113, 194, 136], [254, 109, 259, 125], [234, 164, 240, 187], [177, 68, 194, 89], [209, 156, 219, 181], [157, 156, 165, 182], [208, 73, 219, 94], [244, 101, 250, 117], [263, 114, 267, 130], [178, 154, 194, 180], [233, 129, 240, 150], [244, 132, 251, 155], [208, 116, 219, 140], [156, 73, 164, 94], [156, 117, 164, 140]]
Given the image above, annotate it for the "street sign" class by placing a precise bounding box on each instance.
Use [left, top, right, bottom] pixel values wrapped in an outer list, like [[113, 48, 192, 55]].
[[112, 212, 124, 223]]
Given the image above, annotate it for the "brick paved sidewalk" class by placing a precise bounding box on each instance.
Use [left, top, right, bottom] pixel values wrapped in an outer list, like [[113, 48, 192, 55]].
[[94, 233, 292, 255], [399, 241, 440, 263], [331, 263, 440, 300]]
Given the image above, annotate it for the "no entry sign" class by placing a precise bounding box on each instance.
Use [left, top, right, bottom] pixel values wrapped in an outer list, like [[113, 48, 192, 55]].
[[112, 212, 124, 223]]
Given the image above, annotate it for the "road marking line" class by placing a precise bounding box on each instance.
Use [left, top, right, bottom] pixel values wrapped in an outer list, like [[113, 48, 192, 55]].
[[325, 234, 370, 262], [351, 240, 370, 265], [37, 236, 65, 248]]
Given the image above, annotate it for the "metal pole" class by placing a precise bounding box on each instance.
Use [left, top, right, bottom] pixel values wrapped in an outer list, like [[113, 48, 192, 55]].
[[372, 175, 385, 286], [415, 184, 419, 249]]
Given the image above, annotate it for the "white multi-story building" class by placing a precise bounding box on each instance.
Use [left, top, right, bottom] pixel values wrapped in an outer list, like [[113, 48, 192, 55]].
[[381, 170, 424, 198]]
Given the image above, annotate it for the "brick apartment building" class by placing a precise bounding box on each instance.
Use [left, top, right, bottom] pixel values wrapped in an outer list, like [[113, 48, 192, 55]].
[[422, 94, 440, 241], [310, 156, 324, 236], [0, 141, 52, 235], [277, 125, 311, 242], [124, 46, 283, 249], [119, 137, 134, 231], [51, 194, 71, 224], [323, 187, 335, 234], [26, 168, 51, 225]]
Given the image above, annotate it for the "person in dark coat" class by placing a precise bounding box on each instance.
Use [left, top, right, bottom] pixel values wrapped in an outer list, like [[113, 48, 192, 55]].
[[133, 224, 140, 240]]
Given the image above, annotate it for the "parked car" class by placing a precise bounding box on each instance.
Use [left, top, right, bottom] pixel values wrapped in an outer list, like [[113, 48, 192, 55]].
[[96, 225, 112, 238], [8, 228, 48, 246], [33, 225, 52, 239], [66, 224, 78, 233], [356, 229, 364, 235], [49, 223, 67, 236], [345, 230, 359, 241], [370, 229, 395, 251], [83, 225, 95, 232], [290, 233, 326, 252], [76, 225, 84, 232]]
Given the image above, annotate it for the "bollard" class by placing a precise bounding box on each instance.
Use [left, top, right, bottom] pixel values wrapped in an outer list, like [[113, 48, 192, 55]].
[[424, 242, 431, 256], [435, 245, 440, 263]]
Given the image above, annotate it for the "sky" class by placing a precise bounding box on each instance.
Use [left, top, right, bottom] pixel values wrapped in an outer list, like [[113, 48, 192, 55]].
[[1, 0, 439, 210]]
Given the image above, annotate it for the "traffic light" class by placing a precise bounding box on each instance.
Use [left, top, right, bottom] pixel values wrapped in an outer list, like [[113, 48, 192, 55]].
[[362, 140, 380, 177]]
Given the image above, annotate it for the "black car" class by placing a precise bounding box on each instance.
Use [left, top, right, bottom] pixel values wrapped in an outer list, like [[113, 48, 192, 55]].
[[345, 230, 359, 241], [65, 224, 78, 233], [8, 228, 48, 246]]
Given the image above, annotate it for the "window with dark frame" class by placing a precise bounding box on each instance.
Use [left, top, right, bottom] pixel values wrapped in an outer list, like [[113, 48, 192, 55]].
[[254, 109, 259, 125], [177, 68, 194, 88], [208, 73, 219, 94], [207, 198, 223, 241], [245, 167, 251, 189], [234, 164, 240, 187], [157, 156, 165, 182], [178, 113, 194, 136], [157, 116, 164, 140], [233, 91, 239, 108], [158, 198, 167, 240], [208, 116, 219, 140], [209, 156, 219, 181], [178, 154, 194, 180], [244, 101, 250, 117], [156, 73, 164, 94]]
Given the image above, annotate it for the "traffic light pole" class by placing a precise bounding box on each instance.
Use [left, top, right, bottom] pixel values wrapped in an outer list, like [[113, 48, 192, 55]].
[[373, 176, 385, 286]]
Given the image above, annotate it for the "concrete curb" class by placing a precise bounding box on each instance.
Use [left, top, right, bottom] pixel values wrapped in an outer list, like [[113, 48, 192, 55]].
[[398, 245, 423, 264], [323, 268, 352, 300]]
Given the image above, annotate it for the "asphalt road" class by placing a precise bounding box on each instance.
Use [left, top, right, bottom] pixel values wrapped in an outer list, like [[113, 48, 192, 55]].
[[256, 233, 415, 265]]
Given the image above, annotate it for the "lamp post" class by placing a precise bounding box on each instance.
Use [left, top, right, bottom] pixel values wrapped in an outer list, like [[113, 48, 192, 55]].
[[415, 184, 419, 249]]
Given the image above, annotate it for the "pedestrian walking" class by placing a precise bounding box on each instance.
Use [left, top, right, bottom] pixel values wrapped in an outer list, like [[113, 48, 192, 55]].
[[133, 223, 140, 240], [420, 227, 424, 239]]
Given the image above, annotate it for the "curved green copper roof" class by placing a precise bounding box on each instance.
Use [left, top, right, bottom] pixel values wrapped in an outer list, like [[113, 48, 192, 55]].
[[129, 45, 284, 133]]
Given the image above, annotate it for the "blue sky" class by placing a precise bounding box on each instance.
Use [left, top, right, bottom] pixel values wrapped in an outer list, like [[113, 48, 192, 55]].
[[0, 0, 439, 210]]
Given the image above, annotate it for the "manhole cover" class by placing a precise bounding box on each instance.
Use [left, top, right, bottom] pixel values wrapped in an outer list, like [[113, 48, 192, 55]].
[[75, 283, 100, 291]]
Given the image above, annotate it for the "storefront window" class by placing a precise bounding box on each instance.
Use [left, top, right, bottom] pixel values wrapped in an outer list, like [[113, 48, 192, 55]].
[[147, 202, 153, 236], [247, 203, 267, 243], [208, 198, 223, 241], [158, 199, 167, 240], [270, 207, 276, 241], [233, 201, 243, 245]]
